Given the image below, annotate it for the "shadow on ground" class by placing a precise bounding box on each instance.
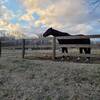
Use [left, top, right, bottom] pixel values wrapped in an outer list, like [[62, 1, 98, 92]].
[[25, 55, 100, 64]]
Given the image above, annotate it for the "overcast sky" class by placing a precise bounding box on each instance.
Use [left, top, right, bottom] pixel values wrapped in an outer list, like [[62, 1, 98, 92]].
[[0, 0, 100, 37]]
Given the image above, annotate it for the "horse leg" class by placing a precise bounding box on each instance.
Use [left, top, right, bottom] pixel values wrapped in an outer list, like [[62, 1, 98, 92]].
[[86, 48, 91, 60], [85, 48, 91, 62], [80, 48, 83, 54], [62, 47, 65, 59], [65, 47, 70, 60], [62, 47, 65, 53], [65, 47, 68, 53], [77, 48, 83, 61], [62, 47, 68, 60]]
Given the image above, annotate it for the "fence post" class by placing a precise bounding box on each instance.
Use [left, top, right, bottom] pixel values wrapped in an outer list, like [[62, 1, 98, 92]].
[[0, 39, 1, 57], [52, 37, 56, 60], [22, 39, 25, 58]]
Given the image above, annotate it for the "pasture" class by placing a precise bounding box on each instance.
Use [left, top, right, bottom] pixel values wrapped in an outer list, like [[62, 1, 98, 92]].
[[1, 48, 100, 64], [1, 34, 100, 63], [0, 36, 100, 100], [0, 53, 100, 100]]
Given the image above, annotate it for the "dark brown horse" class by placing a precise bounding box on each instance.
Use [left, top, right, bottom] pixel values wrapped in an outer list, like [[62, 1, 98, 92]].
[[43, 28, 91, 60]]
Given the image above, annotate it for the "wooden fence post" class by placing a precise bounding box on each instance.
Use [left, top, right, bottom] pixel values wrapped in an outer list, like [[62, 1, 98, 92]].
[[0, 39, 1, 57], [22, 39, 25, 58], [52, 37, 56, 60]]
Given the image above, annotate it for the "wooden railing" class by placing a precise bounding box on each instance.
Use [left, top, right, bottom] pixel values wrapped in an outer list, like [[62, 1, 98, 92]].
[[0, 35, 100, 59], [52, 35, 100, 59]]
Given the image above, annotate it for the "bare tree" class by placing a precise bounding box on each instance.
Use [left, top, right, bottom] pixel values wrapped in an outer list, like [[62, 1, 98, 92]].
[[88, 0, 100, 10]]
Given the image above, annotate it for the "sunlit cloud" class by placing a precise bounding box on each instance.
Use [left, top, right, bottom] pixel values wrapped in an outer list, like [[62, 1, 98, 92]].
[[19, 0, 90, 29], [7, 23, 20, 31], [0, 0, 100, 39], [20, 12, 35, 21], [0, 19, 8, 26]]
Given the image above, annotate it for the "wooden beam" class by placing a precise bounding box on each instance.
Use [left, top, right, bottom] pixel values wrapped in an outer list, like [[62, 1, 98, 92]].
[[0, 39, 1, 57], [58, 44, 100, 48], [52, 37, 56, 60], [22, 39, 25, 58]]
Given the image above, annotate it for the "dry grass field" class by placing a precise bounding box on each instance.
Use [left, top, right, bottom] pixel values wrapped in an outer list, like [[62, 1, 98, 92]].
[[0, 49, 100, 100]]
